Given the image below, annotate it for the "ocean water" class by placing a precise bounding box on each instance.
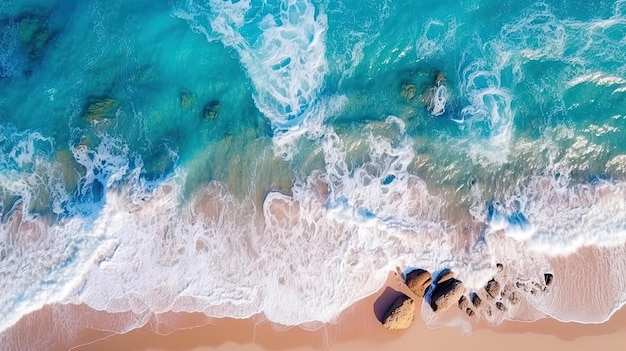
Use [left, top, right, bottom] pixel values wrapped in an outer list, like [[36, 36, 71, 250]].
[[2, 0, 626, 343]]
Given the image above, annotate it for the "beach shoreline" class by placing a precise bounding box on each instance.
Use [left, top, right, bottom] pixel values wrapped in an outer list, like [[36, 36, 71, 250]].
[[4, 270, 626, 351]]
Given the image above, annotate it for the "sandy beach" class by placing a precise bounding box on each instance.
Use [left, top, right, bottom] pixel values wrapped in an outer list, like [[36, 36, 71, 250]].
[[4, 265, 624, 351]]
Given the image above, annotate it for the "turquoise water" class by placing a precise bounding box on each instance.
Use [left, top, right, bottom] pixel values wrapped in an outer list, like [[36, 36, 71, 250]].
[[2, 0, 626, 342]]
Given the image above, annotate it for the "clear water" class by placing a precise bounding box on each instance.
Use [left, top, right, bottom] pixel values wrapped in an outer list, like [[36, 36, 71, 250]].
[[2, 0, 626, 340]]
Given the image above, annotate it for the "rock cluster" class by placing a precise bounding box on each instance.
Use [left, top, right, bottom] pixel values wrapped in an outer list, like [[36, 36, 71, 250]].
[[406, 268, 465, 313], [515, 272, 554, 295], [454, 264, 556, 320], [381, 264, 556, 329], [380, 267, 465, 330]]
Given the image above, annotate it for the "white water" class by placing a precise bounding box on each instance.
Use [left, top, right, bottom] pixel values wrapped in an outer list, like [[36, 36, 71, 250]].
[[2, 115, 626, 340], [173, 0, 328, 140]]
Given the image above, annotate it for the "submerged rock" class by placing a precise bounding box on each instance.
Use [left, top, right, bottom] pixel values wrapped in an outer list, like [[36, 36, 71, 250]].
[[430, 278, 464, 312], [18, 15, 51, 59], [180, 90, 195, 109], [405, 269, 432, 297], [400, 81, 416, 101], [544, 273, 554, 286], [204, 100, 221, 119], [83, 98, 118, 124], [382, 295, 415, 330], [484, 279, 500, 299]]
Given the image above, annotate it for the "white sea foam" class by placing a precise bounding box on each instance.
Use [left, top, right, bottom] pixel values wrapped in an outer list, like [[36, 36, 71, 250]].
[[454, 0, 626, 166], [614, 86, 626, 93], [0, 128, 64, 214], [427, 84, 448, 117], [0, 20, 22, 78], [174, 0, 328, 142], [0, 119, 488, 334], [0, 131, 137, 334], [321, 0, 394, 85], [271, 93, 347, 160], [415, 18, 457, 61], [568, 72, 626, 87], [500, 2, 566, 62], [487, 174, 626, 256], [69, 116, 490, 327], [500, 2, 626, 89], [3, 120, 626, 340], [457, 53, 514, 162]]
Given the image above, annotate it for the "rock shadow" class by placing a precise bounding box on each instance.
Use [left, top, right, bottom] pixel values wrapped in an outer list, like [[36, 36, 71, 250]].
[[373, 287, 405, 323]]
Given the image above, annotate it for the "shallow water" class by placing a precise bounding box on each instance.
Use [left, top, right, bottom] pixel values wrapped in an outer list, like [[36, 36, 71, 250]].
[[2, 0, 626, 341]]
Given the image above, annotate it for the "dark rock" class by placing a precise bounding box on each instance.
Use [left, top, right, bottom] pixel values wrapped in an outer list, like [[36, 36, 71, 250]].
[[470, 293, 482, 308], [430, 278, 464, 313], [458, 295, 469, 310], [382, 295, 415, 330], [495, 302, 507, 312], [401, 81, 416, 101], [496, 263, 503, 272], [204, 100, 221, 119], [484, 279, 500, 298], [466, 308, 474, 317], [405, 269, 431, 297], [544, 273, 554, 286]]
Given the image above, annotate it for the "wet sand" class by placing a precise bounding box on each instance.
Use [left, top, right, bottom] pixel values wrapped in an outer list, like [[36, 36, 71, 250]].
[[3, 269, 623, 351], [76, 296, 626, 351]]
